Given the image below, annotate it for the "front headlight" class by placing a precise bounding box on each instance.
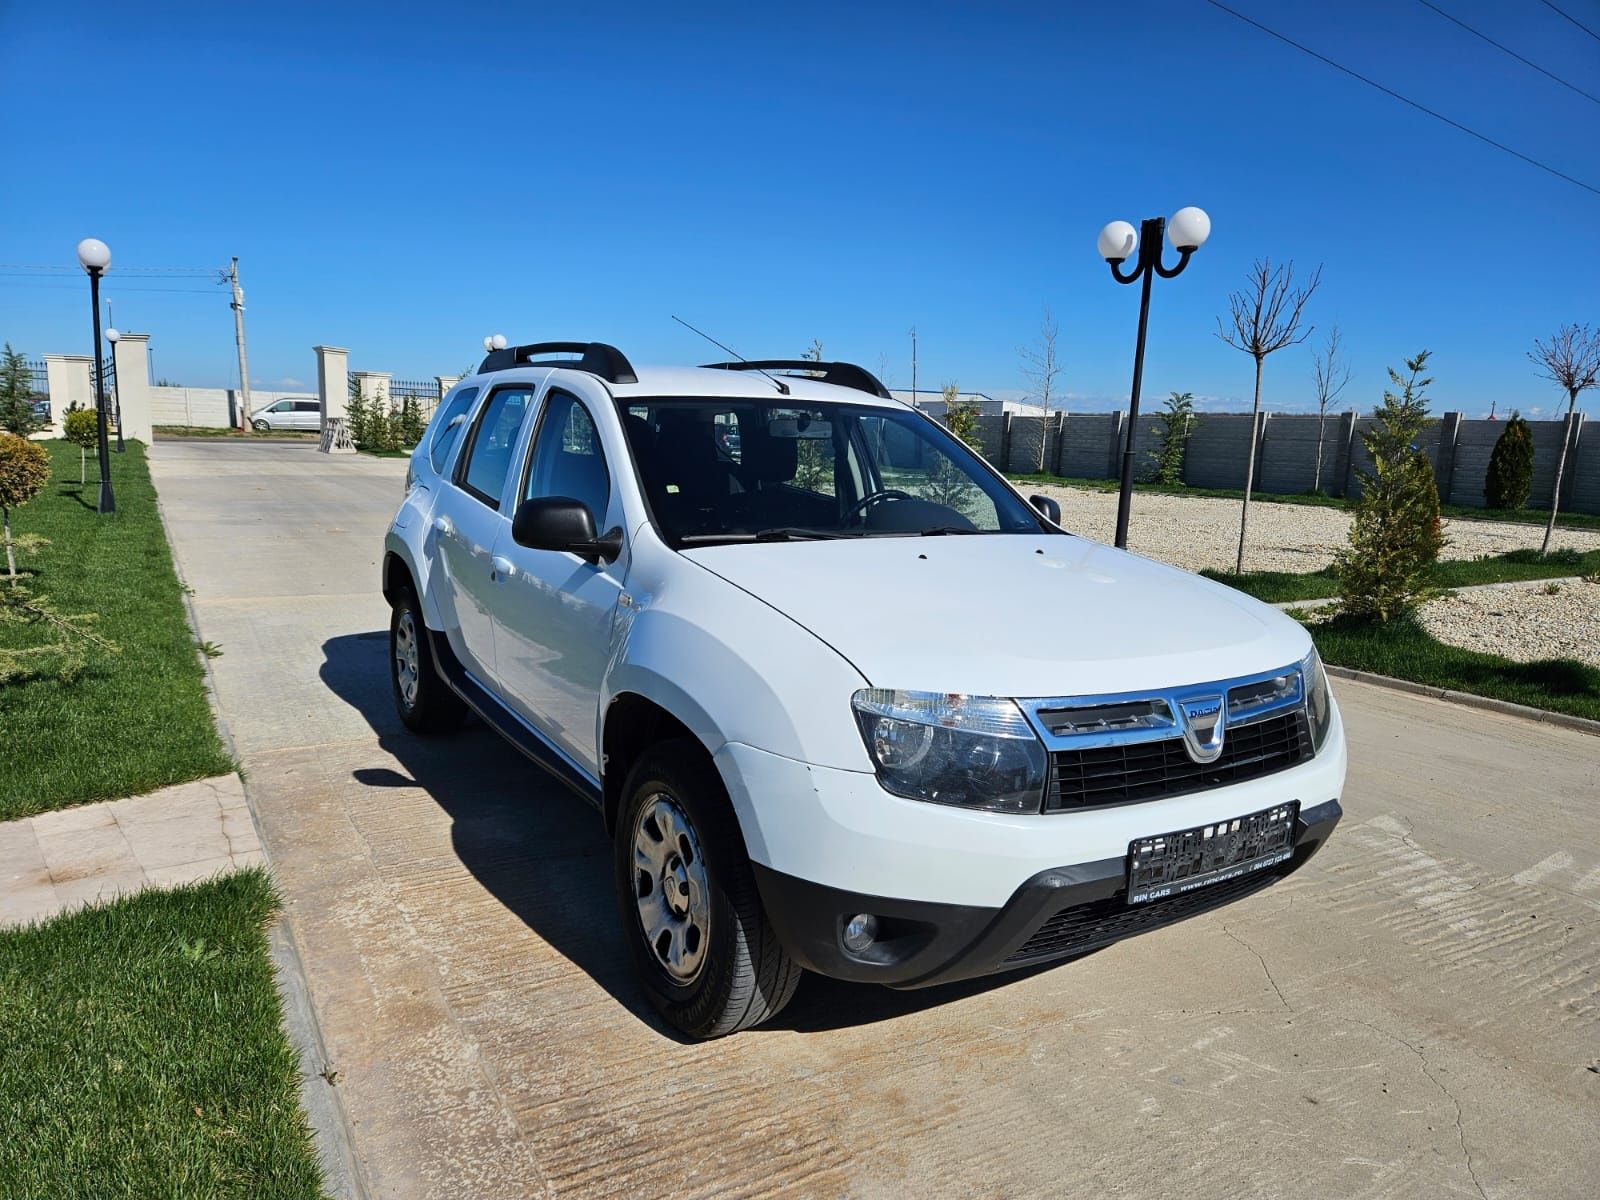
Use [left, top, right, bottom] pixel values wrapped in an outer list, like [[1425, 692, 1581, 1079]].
[[851, 689, 1047, 813], [1302, 648, 1333, 752]]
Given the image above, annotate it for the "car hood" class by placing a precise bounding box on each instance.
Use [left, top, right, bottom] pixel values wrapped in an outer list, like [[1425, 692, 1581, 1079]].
[[682, 534, 1311, 697]]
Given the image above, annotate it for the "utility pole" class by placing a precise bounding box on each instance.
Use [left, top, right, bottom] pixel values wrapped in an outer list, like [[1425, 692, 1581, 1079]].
[[226, 257, 252, 429], [909, 325, 918, 408]]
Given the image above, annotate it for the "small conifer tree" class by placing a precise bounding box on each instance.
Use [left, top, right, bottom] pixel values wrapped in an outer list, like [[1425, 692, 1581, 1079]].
[[1484, 411, 1533, 510], [1334, 352, 1446, 621]]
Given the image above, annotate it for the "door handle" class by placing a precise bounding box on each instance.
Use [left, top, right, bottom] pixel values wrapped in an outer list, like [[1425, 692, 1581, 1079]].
[[491, 555, 515, 580], [432, 515, 453, 537]]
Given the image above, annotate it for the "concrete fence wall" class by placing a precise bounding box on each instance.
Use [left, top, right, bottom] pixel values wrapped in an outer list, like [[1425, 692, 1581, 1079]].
[[149, 387, 313, 428], [949, 409, 1598, 515]]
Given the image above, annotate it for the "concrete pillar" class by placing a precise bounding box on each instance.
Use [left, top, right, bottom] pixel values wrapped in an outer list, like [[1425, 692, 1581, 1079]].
[[1050, 411, 1066, 476], [315, 346, 354, 454], [1434, 411, 1463, 502], [1107, 411, 1126, 479], [42, 355, 93, 437], [1560, 412, 1585, 507], [111, 334, 153, 444], [315, 346, 350, 422], [1251, 412, 1270, 492], [435, 375, 460, 397], [1000, 412, 1014, 472], [350, 371, 392, 409], [1338, 411, 1360, 497]]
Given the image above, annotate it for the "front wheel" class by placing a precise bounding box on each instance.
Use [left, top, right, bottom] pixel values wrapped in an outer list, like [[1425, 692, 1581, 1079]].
[[251, 418, 270, 432], [614, 739, 801, 1038]]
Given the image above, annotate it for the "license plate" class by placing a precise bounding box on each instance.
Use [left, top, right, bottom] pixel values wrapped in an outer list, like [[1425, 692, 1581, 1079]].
[[1126, 802, 1299, 905]]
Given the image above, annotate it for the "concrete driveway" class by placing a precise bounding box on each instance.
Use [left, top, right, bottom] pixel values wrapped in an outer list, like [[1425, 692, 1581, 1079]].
[[152, 440, 1600, 1200]]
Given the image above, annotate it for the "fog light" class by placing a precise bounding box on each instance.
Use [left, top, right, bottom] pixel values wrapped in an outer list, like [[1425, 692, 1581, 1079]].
[[842, 913, 879, 953]]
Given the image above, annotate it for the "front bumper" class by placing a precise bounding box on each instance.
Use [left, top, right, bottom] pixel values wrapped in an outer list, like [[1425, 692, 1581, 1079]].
[[752, 798, 1341, 988]]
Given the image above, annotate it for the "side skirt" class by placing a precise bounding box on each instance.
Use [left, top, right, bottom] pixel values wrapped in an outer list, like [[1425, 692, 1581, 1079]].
[[425, 627, 604, 811]]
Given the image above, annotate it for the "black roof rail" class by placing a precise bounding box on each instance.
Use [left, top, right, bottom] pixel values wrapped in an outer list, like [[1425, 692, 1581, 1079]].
[[700, 359, 892, 399], [479, 341, 638, 385]]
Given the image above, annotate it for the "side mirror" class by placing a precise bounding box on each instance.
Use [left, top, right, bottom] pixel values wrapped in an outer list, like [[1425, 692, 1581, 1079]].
[[511, 496, 622, 563], [1030, 494, 1061, 525]]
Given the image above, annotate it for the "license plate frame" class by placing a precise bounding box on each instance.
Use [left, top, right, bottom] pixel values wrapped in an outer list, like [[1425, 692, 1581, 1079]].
[[1126, 802, 1300, 905]]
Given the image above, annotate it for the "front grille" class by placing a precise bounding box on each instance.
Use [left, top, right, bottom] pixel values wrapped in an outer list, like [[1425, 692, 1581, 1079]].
[[1004, 851, 1303, 964], [1045, 709, 1312, 811]]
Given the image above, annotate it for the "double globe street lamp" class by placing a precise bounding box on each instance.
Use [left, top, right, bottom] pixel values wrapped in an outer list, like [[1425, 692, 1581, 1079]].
[[1096, 206, 1210, 549], [76, 237, 116, 514]]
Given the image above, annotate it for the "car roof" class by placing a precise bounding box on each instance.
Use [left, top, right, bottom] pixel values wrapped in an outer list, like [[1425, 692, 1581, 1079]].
[[462, 363, 917, 411]]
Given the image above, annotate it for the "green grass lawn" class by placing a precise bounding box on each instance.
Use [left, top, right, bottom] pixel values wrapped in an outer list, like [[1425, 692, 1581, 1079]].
[[0, 869, 325, 1199], [1309, 613, 1600, 723], [1203, 547, 1600, 604], [0, 440, 234, 821], [1006, 472, 1600, 533]]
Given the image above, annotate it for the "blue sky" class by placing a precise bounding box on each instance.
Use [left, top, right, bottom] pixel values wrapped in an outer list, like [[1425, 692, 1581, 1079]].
[[2, 0, 1597, 416]]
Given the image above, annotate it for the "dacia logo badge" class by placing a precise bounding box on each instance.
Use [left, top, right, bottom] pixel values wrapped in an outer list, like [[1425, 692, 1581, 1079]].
[[1178, 694, 1226, 764]]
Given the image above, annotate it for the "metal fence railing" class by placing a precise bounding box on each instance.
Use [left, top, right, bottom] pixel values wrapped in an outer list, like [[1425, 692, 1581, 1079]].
[[391, 379, 442, 418], [94, 358, 115, 400], [26, 359, 48, 398]]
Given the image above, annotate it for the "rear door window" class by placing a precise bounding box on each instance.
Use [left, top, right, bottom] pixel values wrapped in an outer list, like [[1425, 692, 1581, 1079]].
[[456, 386, 534, 509]]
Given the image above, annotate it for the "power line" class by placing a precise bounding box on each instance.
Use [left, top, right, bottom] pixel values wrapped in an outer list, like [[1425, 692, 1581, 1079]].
[[1418, 0, 1600, 106], [0, 280, 222, 294], [1539, 0, 1600, 44], [0, 263, 220, 276], [1203, 0, 1600, 199]]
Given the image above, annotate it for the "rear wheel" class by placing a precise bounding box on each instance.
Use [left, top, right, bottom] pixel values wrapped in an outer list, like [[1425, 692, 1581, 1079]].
[[614, 738, 800, 1038], [389, 587, 466, 734]]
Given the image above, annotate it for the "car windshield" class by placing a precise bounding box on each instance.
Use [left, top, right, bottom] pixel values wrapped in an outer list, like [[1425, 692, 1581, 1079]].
[[618, 397, 1047, 547]]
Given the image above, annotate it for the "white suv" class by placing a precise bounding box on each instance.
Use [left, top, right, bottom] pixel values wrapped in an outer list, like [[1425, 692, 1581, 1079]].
[[382, 342, 1345, 1039]]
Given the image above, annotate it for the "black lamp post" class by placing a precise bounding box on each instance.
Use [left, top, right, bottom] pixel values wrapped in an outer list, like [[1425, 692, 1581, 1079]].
[[1097, 206, 1210, 549], [106, 326, 125, 453], [76, 238, 115, 514]]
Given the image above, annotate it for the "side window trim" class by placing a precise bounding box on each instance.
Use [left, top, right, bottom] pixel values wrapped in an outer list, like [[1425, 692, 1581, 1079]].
[[453, 383, 535, 511], [516, 387, 612, 522]]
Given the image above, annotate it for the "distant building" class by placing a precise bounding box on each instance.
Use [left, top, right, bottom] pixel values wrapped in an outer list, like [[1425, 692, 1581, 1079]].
[[891, 389, 1049, 418]]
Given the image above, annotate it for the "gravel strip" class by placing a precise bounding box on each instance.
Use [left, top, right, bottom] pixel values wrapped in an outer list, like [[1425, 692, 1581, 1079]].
[[1033, 484, 1600, 575], [1415, 577, 1600, 668]]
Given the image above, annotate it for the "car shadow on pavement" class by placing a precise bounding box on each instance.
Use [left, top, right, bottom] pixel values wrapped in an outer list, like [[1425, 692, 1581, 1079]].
[[320, 631, 1066, 1039]]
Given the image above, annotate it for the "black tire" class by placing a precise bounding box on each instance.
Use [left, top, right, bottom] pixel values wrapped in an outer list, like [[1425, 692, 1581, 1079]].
[[614, 738, 801, 1038], [389, 586, 466, 734], [251, 418, 270, 432]]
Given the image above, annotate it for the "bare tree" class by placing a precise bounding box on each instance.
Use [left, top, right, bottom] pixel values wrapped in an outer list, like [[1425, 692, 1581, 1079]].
[[877, 351, 893, 391], [803, 338, 824, 362], [1018, 307, 1061, 472], [1310, 324, 1352, 494], [1216, 258, 1323, 572], [1529, 323, 1600, 554]]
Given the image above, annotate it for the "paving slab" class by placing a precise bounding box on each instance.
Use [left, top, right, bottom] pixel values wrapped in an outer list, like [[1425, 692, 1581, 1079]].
[[0, 772, 262, 928], [150, 440, 1600, 1199]]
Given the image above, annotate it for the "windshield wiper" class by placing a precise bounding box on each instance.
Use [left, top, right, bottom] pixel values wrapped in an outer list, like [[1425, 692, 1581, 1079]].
[[754, 526, 850, 541], [677, 527, 850, 546]]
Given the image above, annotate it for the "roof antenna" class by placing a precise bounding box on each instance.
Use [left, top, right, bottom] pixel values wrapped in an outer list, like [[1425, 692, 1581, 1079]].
[[671, 314, 789, 395]]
